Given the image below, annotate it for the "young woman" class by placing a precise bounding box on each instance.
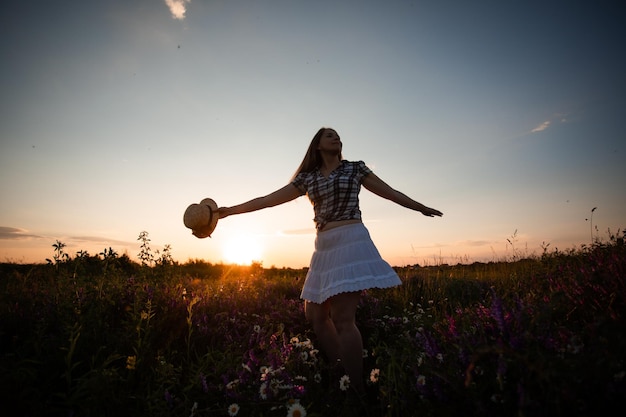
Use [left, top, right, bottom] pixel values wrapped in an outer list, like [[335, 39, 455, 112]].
[[217, 127, 442, 402]]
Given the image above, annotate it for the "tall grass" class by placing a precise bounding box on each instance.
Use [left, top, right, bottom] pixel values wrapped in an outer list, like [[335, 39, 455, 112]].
[[0, 231, 624, 416]]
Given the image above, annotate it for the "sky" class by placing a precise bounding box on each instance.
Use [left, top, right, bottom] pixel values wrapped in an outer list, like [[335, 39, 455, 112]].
[[1, 0, 624, 268]]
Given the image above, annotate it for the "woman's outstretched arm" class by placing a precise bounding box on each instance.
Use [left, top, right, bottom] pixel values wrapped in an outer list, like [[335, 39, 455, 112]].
[[362, 173, 443, 217], [218, 184, 302, 219]]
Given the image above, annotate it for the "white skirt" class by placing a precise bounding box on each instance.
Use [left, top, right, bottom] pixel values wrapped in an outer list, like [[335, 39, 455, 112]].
[[300, 223, 402, 303]]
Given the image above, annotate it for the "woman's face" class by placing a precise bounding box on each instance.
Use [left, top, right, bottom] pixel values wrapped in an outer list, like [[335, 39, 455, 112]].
[[317, 129, 342, 153]]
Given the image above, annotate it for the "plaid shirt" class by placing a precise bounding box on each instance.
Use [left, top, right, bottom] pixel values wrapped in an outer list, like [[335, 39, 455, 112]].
[[291, 160, 373, 230]]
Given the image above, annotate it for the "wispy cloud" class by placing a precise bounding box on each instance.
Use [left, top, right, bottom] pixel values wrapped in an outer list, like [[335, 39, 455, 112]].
[[165, 0, 191, 20], [0, 226, 134, 249], [69, 235, 135, 246], [454, 239, 494, 247], [0, 226, 43, 240], [531, 120, 551, 133], [530, 112, 570, 134]]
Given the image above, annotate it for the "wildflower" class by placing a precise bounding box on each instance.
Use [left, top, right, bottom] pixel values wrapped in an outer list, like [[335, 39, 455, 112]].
[[189, 401, 198, 417], [164, 389, 173, 408], [227, 403, 240, 416], [254, 324, 261, 333], [339, 375, 350, 391], [286, 402, 307, 417], [490, 394, 504, 403], [416, 374, 426, 386], [369, 368, 380, 383], [313, 373, 322, 383], [199, 373, 208, 393], [140, 310, 149, 320], [260, 365, 271, 380], [242, 363, 252, 372], [259, 381, 268, 399], [416, 353, 424, 366], [490, 288, 506, 335], [300, 351, 309, 361], [126, 355, 136, 370], [291, 336, 313, 349], [226, 379, 239, 390], [292, 384, 306, 396]]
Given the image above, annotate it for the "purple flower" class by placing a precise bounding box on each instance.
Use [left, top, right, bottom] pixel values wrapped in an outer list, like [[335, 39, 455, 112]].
[[164, 389, 173, 408], [199, 373, 208, 393], [490, 288, 506, 336]]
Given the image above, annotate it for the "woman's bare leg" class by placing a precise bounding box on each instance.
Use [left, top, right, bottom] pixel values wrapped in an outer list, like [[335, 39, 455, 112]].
[[305, 300, 340, 362], [329, 292, 364, 393], [305, 292, 364, 393]]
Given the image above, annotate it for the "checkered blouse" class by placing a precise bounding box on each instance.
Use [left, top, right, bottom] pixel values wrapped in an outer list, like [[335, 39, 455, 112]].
[[291, 160, 373, 231]]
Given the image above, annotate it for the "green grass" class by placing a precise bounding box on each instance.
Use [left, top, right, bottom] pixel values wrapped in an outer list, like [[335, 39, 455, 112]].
[[0, 231, 624, 416]]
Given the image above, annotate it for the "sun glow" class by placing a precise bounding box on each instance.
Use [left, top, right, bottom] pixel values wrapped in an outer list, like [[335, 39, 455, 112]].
[[222, 234, 263, 265]]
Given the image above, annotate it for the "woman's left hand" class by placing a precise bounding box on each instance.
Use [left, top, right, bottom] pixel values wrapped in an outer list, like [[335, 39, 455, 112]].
[[421, 207, 443, 217]]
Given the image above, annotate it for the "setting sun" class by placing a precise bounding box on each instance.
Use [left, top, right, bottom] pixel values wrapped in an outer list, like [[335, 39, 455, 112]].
[[222, 234, 263, 265]]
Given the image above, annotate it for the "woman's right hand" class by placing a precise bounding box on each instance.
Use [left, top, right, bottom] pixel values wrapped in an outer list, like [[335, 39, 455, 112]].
[[421, 206, 443, 217], [218, 207, 231, 219]]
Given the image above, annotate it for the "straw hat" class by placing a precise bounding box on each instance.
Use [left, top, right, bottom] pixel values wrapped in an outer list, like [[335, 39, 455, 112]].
[[183, 198, 219, 238]]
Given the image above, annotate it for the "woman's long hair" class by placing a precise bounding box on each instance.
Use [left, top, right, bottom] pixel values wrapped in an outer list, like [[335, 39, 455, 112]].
[[290, 127, 343, 180]]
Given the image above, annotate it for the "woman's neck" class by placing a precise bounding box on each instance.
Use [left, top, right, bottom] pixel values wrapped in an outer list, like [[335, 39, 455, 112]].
[[320, 152, 340, 170], [319, 154, 341, 177]]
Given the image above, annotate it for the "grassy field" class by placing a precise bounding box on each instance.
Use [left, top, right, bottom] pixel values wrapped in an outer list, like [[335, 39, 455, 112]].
[[1, 231, 624, 417]]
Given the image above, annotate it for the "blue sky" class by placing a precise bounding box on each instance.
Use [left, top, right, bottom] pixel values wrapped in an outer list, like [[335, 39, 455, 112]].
[[1, 0, 624, 267]]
